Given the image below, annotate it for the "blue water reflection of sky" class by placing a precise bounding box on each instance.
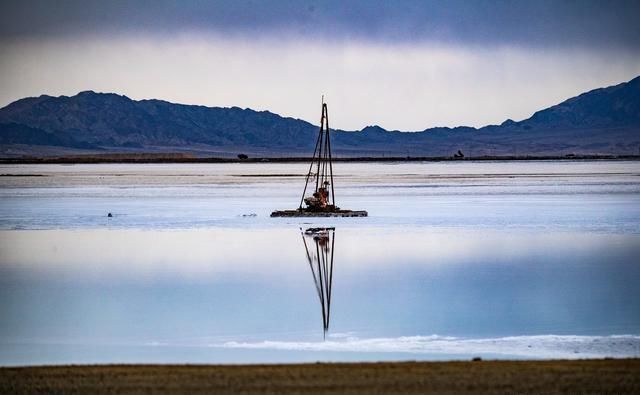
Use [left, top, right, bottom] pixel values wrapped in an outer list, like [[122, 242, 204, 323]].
[[1, 227, 639, 364]]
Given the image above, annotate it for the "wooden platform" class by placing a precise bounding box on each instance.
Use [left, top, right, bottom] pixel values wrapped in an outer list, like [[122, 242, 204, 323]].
[[271, 209, 368, 217]]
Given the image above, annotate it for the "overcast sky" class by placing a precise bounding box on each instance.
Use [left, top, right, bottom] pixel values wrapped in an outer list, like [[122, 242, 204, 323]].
[[1, 0, 639, 130]]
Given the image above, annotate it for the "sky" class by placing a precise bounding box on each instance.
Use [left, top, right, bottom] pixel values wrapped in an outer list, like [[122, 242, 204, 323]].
[[1, 0, 639, 130]]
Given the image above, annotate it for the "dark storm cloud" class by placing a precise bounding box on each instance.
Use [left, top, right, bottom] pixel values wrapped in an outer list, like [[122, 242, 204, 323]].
[[1, 0, 639, 49]]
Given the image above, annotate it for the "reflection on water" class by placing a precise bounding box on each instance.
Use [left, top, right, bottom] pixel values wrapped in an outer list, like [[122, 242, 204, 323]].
[[1, 226, 639, 364], [301, 227, 335, 338]]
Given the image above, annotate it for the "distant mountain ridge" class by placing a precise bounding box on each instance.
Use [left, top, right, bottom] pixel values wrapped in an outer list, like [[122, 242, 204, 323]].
[[1, 76, 639, 157]]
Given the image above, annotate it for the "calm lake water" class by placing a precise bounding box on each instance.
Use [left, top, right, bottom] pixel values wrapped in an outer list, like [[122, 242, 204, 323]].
[[0, 161, 639, 365]]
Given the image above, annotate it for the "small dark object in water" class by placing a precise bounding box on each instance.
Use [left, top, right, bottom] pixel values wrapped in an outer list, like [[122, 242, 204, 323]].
[[107, 213, 113, 218]]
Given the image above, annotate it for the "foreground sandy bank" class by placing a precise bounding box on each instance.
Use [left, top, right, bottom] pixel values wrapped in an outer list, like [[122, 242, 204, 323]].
[[1, 359, 639, 394]]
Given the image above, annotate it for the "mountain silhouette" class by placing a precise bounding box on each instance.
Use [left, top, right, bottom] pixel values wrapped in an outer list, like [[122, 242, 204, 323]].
[[1, 76, 638, 157]]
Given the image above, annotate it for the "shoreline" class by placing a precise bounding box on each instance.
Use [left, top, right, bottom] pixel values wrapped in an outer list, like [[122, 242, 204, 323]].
[[2, 359, 639, 394], [1, 154, 640, 164]]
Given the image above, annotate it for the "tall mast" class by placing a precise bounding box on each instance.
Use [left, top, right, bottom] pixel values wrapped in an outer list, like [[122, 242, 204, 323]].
[[299, 97, 336, 209], [324, 103, 335, 206], [315, 100, 325, 193], [299, 98, 325, 209]]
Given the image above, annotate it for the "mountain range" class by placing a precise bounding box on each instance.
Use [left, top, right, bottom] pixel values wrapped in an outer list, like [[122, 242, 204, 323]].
[[1, 76, 639, 158]]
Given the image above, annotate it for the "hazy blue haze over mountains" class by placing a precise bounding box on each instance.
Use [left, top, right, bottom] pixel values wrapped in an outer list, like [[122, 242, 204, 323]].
[[1, 76, 639, 157]]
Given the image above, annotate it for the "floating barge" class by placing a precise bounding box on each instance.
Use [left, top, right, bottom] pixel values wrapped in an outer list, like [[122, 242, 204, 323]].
[[271, 209, 368, 217], [271, 99, 368, 218]]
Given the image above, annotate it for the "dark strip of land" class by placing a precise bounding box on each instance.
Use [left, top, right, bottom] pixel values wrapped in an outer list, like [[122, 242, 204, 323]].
[[1, 359, 638, 394], [1, 153, 640, 164]]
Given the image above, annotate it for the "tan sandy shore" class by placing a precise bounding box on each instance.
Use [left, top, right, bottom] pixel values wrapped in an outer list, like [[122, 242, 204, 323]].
[[1, 359, 639, 394]]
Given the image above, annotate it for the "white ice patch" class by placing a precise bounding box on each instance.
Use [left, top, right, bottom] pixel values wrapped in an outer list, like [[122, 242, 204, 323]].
[[220, 334, 640, 359]]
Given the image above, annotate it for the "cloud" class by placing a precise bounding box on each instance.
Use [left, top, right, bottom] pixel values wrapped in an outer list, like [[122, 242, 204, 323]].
[[1, 35, 639, 130], [1, 1, 639, 50], [1, 2, 639, 129]]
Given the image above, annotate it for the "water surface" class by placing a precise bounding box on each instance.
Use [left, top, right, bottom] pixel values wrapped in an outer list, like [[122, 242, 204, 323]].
[[0, 161, 639, 365]]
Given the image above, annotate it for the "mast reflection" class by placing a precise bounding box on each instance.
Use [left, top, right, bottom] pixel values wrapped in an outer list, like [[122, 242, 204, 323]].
[[301, 227, 335, 338]]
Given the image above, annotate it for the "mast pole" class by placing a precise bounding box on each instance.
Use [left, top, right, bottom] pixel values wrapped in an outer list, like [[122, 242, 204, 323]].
[[325, 103, 336, 206], [299, 119, 324, 209], [320, 103, 327, 188], [315, 100, 324, 193]]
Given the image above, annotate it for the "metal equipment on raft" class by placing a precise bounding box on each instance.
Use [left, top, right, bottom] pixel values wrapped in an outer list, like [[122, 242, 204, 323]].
[[271, 99, 368, 217]]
